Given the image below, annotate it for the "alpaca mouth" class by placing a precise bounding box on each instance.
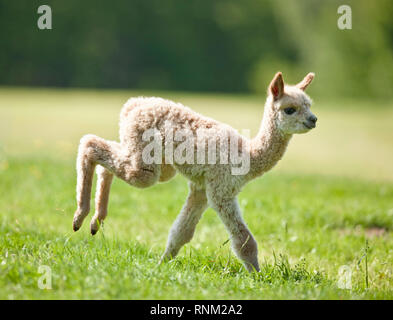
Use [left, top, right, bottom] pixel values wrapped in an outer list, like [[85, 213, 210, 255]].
[[303, 121, 315, 129]]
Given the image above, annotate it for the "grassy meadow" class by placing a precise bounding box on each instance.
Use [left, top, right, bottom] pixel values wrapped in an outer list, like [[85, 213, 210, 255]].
[[0, 87, 392, 299]]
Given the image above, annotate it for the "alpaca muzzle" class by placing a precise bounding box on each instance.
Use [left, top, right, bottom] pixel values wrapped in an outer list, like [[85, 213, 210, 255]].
[[303, 115, 317, 129]]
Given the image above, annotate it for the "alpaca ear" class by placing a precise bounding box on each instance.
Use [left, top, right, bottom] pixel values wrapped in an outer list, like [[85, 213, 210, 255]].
[[297, 72, 315, 91], [269, 72, 284, 100]]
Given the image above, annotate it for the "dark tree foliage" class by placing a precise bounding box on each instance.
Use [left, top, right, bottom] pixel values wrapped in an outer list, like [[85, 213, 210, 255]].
[[0, 0, 392, 98]]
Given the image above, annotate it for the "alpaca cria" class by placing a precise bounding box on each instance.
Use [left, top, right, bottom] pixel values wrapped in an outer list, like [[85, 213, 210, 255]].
[[72, 72, 317, 272]]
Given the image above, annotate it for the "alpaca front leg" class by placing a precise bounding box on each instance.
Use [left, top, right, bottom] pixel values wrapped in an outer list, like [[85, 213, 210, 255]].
[[90, 165, 114, 235], [208, 195, 260, 272], [160, 183, 207, 263]]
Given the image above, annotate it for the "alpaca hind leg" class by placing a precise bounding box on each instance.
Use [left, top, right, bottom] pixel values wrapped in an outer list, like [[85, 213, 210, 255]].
[[160, 183, 207, 263], [73, 134, 160, 232], [73, 136, 97, 231], [90, 165, 114, 235]]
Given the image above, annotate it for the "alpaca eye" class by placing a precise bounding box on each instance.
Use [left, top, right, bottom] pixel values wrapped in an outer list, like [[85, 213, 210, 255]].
[[284, 107, 296, 115]]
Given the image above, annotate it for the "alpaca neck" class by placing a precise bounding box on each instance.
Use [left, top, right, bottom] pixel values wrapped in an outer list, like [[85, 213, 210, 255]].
[[246, 101, 292, 180]]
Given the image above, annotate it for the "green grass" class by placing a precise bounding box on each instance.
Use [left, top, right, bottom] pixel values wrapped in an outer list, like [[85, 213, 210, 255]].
[[0, 87, 392, 299]]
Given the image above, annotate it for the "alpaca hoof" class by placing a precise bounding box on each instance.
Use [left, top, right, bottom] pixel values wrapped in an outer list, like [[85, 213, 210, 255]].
[[73, 208, 88, 232], [73, 215, 81, 231], [73, 222, 80, 232], [90, 218, 100, 235], [159, 252, 174, 265]]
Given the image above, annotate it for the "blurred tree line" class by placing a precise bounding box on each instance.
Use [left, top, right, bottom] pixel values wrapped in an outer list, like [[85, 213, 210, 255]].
[[0, 0, 392, 98]]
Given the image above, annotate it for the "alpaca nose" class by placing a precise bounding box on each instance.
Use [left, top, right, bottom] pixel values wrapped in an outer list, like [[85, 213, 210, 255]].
[[308, 115, 317, 124]]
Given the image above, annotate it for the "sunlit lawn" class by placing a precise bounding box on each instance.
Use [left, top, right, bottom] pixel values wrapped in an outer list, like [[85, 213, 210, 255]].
[[0, 87, 392, 299]]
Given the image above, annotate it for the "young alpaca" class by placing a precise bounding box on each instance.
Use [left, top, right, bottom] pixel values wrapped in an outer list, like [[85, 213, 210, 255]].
[[72, 72, 317, 272]]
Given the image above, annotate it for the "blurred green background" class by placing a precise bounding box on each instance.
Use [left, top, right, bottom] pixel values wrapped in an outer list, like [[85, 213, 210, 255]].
[[1, 0, 393, 99]]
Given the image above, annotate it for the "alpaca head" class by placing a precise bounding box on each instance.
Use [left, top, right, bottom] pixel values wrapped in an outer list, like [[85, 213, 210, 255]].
[[267, 72, 317, 135]]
